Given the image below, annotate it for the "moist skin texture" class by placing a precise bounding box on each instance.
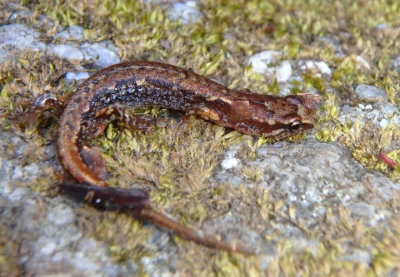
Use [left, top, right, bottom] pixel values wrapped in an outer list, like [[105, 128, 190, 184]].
[[56, 61, 322, 254]]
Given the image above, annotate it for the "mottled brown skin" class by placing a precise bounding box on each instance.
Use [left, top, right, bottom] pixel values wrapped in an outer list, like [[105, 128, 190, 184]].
[[56, 61, 321, 254]]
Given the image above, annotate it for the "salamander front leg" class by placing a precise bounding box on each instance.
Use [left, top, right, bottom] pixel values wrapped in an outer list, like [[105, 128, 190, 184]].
[[80, 145, 108, 181], [10, 91, 65, 126]]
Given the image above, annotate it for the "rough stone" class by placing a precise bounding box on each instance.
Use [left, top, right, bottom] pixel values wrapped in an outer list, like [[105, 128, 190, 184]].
[[169, 1, 203, 24], [0, 23, 45, 63]]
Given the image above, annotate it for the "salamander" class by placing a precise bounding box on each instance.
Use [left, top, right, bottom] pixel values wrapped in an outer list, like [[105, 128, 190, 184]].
[[44, 61, 321, 254]]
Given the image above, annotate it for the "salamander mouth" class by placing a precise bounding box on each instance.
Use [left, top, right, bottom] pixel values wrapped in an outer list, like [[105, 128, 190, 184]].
[[262, 122, 315, 140]]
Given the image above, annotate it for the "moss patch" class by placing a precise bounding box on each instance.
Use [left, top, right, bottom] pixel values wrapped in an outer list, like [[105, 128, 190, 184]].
[[0, 222, 22, 277]]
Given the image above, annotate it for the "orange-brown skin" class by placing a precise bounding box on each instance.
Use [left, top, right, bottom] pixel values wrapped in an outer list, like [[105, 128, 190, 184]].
[[56, 61, 322, 254]]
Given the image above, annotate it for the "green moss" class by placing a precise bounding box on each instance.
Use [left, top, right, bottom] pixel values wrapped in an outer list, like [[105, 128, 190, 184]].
[[90, 212, 154, 264]]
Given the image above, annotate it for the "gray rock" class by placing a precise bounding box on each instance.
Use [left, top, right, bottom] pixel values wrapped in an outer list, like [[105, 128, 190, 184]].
[[376, 23, 388, 30], [207, 139, 400, 255], [65, 71, 90, 81], [81, 41, 120, 67], [247, 50, 282, 75], [276, 60, 293, 82], [391, 55, 400, 70], [317, 37, 345, 57], [169, 1, 203, 24], [355, 84, 387, 101], [0, 22, 121, 69], [48, 44, 84, 61], [0, 131, 128, 276], [356, 56, 371, 70], [297, 59, 332, 77], [0, 23, 45, 63], [54, 25, 85, 41], [46, 204, 75, 226], [338, 101, 400, 129]]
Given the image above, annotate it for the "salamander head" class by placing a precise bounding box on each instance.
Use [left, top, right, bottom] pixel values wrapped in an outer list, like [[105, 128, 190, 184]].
[[207, 92, 322, 140], [266, 93, 322, 139]]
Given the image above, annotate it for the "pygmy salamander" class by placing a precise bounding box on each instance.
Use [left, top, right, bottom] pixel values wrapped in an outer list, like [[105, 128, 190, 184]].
[[40, 61, 321, 254]]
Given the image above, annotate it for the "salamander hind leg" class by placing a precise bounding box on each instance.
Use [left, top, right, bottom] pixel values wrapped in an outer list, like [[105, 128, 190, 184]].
[[80, 145, 108, 181], [118, 109, 166, 134], [94, 104, 165, 136], [59, 183, 150, 211]]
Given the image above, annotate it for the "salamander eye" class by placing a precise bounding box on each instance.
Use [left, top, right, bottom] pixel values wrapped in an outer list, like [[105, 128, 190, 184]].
[[287, 120, 301, 131], [286, 96, 301, 106]]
